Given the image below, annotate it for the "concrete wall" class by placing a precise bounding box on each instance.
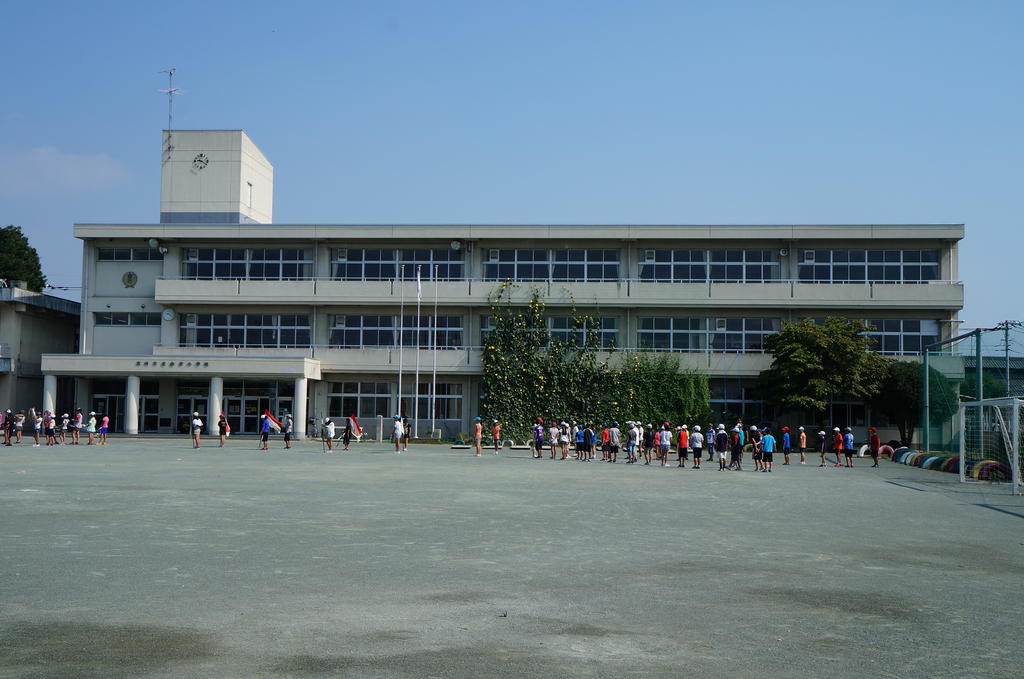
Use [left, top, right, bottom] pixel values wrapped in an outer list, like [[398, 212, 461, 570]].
[[160, 130, 273, 224]]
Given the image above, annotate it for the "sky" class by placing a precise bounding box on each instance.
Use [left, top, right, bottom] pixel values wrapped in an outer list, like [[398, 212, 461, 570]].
[[1, 0, 1020, 326]]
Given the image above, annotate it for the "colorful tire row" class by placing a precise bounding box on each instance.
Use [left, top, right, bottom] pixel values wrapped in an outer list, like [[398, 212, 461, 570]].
[[891, 448, 1011, 481]]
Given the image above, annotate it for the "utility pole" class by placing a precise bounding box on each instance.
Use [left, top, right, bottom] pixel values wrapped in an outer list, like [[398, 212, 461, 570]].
[[995, 320, 1022, 397]]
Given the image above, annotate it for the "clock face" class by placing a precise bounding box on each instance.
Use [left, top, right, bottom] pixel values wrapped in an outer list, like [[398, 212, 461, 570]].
[[192, 153, 209, 170]]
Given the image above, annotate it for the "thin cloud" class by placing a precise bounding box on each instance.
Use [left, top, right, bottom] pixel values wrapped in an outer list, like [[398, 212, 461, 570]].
[[0, 146, 128, 196]]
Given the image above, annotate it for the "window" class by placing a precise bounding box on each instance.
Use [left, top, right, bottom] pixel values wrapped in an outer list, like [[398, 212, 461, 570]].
[[549, 316, 618, 348], [182, 248, 312, 280], [179, 314, 311, 348], [331, 249, 463, 280], [708, 250, 780, 282], [329, 315, 395, 348], [98, 248, 164, 262], [637, 318, 705, 351], [400, 315, 464, 349], [638, 250, 707, 282], [484, 249, 551, 281], [95, 312, 161, 326], [551, 249, 620, 281], [400, 382, 464, 421], [798, 250, 940, 283], [709, 318, 779, 352], [865, 319, 940, 355], [329, 382, 392, 420], [710, 379, 763, 421]]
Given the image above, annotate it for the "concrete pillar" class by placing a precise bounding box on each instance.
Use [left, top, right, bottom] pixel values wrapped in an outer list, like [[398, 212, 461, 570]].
[[209, 376, 223, 436], [43, 374, 57, 414], [294, 376, 308, 441], [125, 375, 140, 435]]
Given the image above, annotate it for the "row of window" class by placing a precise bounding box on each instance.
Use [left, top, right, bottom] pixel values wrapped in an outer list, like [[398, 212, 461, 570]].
[[164, 314, 940, 354], [95, 312, 162, 326], [798, 249, 940, 283], [153, 247, 944, 282], [179, 314, 312, 348], [98, 248, 164, 262], [328, 381, 463, 420]]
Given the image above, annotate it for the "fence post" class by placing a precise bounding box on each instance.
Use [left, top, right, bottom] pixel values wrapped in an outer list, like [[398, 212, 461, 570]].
[[923, 351, 930, 452]]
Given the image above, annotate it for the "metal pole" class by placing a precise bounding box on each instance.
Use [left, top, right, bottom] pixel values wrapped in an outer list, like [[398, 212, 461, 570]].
[[976, 330, 983, 402], [923, 350, 930, 452], [958, 400, 966, 485], [397, 265, 404, 419], [1012, 398, 1021, 496], [413, 266, 421, 438], [431, 264, 438, 436], [1006, 322, 1011, 398]]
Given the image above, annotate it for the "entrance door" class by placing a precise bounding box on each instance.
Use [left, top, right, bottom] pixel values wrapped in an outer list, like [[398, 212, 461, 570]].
[[140, 396, 160, 432], [242, 396, 270, 433], [176, 397, 208, 435], [91, 395, 125, 432], [224, 398, 243, 434]]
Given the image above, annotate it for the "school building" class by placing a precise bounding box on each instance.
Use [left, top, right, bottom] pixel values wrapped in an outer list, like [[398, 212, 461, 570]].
[[41, 130, 965, 439]]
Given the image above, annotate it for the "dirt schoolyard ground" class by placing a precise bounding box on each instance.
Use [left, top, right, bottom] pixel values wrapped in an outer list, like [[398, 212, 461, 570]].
[[1, 438, 1022, 678]]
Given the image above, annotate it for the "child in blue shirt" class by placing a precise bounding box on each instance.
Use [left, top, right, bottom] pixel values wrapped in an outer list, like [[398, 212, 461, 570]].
[[761, 428, 777, 472]]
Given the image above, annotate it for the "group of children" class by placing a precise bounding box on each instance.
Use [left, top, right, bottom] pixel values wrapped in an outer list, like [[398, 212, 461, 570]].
[[1, 408, 109, 447], [519, 418, 885, 471]]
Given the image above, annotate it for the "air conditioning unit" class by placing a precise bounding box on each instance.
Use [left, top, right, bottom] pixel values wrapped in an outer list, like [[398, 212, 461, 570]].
[[715, 318, 727, 331], [803, 250, 814, 263], [488, 249, 499, 261], [643, 249, 655, 262]]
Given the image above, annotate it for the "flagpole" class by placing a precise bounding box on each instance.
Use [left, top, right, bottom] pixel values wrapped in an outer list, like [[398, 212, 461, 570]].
[[397, 265, 405, 423], [431, 264, 438, 436], [414, 265, 422, 438]]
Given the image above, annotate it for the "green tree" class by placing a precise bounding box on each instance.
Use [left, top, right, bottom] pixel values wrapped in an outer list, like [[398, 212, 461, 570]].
[[871, 359, 958, 446], [759, 317, 886, 417], [0, 225, 47, 291]]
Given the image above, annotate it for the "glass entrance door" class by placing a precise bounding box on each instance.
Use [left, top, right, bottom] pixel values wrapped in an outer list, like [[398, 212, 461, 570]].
[[91, 395, 125, 433], [140, 396, 160, 432], [243, 397, 271, 433]]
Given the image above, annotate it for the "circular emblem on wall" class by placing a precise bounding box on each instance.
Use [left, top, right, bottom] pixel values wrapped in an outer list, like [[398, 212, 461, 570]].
[[192, 153, 209, 170], [122, 271, 138, 288]]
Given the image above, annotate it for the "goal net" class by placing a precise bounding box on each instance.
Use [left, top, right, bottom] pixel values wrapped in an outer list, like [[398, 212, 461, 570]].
[[959, 398, 1023, 495]]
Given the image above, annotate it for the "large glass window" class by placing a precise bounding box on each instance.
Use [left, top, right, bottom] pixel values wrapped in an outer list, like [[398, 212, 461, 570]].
[[708, 250, 780, 282], [400, 316, 464, 349], [637, 318, 705, 351], [331, 249, 463, 280], [549, 316, 618, 348], [710, 379, 763, 422], [328, 381, 393, 420], [709, 318, 779, 352], [799, 250, 940, 283], [98, 247, 164, 262], [179, 314, 311, 347], [328, 315, 463, 349], [638, 250, 707, 282], [483, 249, 551, 280], [329, 315, 395, 348], [401, 383, 464, 421], [483, 249, 620, 281], [182, 248, 312, 280], [551, 249, 620, 281], [865, 319, 940, 354]]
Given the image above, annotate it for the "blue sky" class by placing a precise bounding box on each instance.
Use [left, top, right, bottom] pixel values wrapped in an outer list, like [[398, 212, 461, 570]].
[[1, 0, 1019, 326]]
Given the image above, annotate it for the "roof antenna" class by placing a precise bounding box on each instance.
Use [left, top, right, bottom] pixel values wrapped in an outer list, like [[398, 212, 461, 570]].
[[159, 67, 180, 163]]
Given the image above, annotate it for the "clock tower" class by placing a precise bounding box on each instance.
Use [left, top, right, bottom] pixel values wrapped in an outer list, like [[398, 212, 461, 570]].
[[159, 129, 273, 224]]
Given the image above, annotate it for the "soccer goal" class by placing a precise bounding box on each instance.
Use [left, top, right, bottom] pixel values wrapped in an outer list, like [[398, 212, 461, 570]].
[[959, 397, 1023, 495]]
